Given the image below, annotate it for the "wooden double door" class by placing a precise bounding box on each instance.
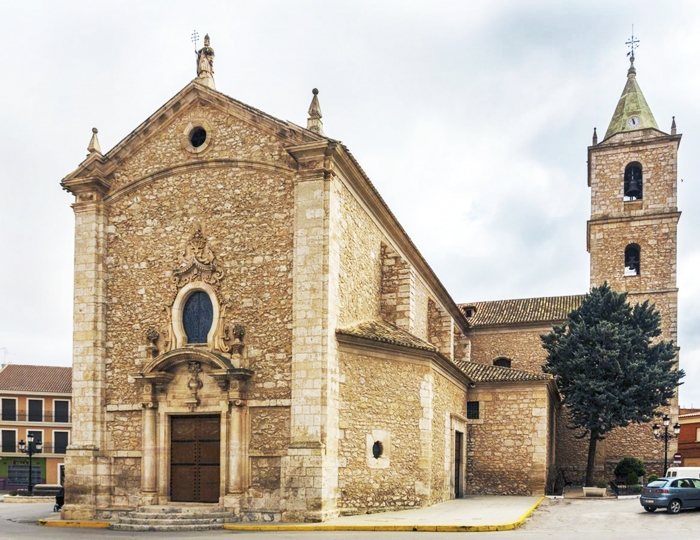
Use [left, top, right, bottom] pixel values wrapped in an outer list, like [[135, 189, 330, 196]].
[[171, 415, 220, 502]]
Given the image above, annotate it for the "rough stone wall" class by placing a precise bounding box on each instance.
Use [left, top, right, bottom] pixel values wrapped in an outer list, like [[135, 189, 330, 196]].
[[338, 349, 426, 513], [111, 457, 141, 508], [468, 326, 551, 373], [429, 368, 467, 504], [466, 382, 550, 495], [110, 101, 298, 193], [413, 279, 429, 342], [106, 162, 294, 407], [336, 183, 383, 326], [589, 218, 678, 295], [105, 410, 141, 453], [379, 245, 415, 331]]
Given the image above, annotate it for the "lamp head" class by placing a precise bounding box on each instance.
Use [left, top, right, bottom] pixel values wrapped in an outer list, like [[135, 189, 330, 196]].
[[663, 414, 670, 427], [652, 424, 660, 437], [27, 433, 34, 443], [18, 439, 26, 452], [674, 423, 681, 436]]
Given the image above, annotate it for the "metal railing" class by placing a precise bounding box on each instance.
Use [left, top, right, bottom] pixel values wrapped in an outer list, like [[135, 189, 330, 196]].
[[0, 413, 71, 423], [0, 444, 68, 455]]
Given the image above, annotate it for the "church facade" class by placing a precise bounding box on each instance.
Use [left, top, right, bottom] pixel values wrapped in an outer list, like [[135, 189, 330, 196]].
[[60, 41, 680, 521]]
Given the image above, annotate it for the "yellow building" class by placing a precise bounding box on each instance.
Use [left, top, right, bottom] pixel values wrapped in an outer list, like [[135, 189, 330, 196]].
[[0, 364, 72, 490]]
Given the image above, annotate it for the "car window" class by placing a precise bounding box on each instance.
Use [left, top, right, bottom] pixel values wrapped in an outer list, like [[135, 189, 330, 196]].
[[680, 480, 692, 488], [691, 479, 700, 489], [647, 480, 668, 488], [671, 480, 681, 488]]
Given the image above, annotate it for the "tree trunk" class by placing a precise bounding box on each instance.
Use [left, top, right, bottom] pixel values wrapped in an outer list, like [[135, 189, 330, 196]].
[[585, 434, 598, 487]]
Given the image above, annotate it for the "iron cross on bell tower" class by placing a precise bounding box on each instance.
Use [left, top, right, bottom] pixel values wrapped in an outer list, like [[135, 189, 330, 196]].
[[626, 26, 640, 62]]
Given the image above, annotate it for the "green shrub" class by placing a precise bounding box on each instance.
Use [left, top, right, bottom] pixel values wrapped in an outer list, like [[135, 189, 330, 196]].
[[614, 457, 646, 482], [596, 479, 608, 488], [648, 474, 659, 483], [625, 472, 638, 485], [9, 490, 17, 496]]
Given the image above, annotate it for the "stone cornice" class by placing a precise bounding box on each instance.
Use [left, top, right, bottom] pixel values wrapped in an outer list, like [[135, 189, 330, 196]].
[[588, 210, 681, 226]]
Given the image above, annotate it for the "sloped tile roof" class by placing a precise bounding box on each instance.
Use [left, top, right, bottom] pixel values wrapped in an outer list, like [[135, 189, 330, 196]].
[[0, 365, 72, 394], [460, 294, 585, 328], [336, 320, 438, 352], [454, 360, 551, 383]]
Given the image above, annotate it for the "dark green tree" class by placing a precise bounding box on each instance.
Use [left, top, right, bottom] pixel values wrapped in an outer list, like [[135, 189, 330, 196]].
[[541, 283, 683, 487]]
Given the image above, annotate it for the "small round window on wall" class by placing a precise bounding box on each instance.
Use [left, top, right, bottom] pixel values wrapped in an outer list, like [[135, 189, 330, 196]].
[[372, 441, 384, 459], [182, 120, 213, 155], [189, 127, 207, 148]]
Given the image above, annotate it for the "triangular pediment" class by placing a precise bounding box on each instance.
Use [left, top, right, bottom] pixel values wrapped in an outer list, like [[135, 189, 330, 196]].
[[61, 79, 326, 196]]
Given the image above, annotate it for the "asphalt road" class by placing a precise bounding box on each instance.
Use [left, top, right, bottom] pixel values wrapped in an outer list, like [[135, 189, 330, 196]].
[[2, 498, 700, 539]]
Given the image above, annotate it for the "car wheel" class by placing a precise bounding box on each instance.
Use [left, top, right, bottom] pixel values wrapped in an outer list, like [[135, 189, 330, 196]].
[[667, 499, 682, 514], [644, 506, 656, 512]]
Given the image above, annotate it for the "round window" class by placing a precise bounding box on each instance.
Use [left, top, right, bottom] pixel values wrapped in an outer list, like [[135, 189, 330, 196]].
[[372, 441, 384, 459], [189, 127, 207, 148]]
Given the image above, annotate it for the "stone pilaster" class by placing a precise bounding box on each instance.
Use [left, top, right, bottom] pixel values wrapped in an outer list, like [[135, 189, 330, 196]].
[[284, 142, 341, 521], [62, 195, 110, 519], [428, 299, 455, 360]]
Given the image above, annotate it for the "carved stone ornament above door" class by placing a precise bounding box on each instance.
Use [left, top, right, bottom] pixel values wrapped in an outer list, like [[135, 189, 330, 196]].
[[173, 225, 223, 288]]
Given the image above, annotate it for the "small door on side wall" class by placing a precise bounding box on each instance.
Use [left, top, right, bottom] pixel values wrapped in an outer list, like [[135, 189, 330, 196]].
[[171, 415, 220, 503]]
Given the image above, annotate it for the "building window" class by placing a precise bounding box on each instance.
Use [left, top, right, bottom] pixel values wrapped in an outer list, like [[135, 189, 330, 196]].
[[182, 290, 214, 344], [54, 432, 69, 454], [493, 357, 512, 368], [467, 401, 480, 420], [624, 163, 643, 201], [696, 427, 700, 442], [54, 400, 70, 423], [624, 244, 641, 276], [1, 398, 16, 421], [463, 305, 477, 318], [1, 429, 16, 453], [27, 399, 43, 422]]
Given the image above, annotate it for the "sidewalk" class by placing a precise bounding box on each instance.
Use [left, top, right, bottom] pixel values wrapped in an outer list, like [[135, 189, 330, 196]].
[[224, 496, 544, 532]]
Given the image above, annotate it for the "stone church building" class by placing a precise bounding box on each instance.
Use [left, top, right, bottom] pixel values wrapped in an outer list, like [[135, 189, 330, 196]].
[[60, 39, 681, 521]]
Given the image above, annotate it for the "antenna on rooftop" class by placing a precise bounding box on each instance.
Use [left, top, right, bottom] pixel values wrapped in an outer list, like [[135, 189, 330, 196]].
[[191, 30, 200, 52], [0, 347, 8, 368]]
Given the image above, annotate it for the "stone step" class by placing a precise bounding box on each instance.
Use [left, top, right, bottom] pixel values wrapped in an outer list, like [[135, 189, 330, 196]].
[[124, 511, 232, 520], [110, 522, 224, 532], [118, 516, 226, 526], [137, 505, 226, 514]]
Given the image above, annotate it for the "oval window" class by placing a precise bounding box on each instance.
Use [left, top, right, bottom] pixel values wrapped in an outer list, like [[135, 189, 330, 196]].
[[183, 291, 214, 344]]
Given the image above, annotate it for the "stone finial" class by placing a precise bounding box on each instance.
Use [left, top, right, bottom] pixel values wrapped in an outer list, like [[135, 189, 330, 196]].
[[592, 127, 598, 145], [671, 116, 677, 135], [307, 88, 325, 135], [195, 33, 216, 90], [87, 127, 102, 154]]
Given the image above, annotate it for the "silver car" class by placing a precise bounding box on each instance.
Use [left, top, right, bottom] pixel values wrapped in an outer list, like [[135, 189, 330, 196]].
[[640, 477, 700, 514]]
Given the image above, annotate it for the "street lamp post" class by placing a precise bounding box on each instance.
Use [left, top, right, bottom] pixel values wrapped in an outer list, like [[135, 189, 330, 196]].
[[18, 434, 42, 494], [652, 414, 681, 474]]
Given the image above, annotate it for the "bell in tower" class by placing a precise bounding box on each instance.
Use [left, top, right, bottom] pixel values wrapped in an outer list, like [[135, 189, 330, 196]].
[[623, 163, 643, 200]]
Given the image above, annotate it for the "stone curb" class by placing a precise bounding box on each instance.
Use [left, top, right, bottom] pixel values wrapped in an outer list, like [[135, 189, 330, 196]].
[[4, 496, 56, 504], [38, 519, 110, 528], [223, 496, 545, 533]]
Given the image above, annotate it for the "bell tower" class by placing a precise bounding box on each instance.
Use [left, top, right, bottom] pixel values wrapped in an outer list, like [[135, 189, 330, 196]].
[[587, 54, 681, 345]]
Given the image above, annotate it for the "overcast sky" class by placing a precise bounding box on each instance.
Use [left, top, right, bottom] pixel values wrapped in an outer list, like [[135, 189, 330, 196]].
[[1, 0, 700, 406]]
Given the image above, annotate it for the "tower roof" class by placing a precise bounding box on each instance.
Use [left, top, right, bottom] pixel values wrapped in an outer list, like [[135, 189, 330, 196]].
[[604, 59, 659, 140]]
